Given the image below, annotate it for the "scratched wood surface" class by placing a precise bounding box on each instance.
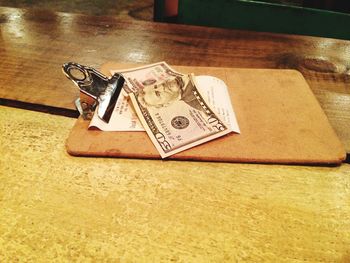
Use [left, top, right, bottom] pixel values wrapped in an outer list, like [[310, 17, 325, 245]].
[[0, 7, 349, 152], [1, 105, 350, 262]]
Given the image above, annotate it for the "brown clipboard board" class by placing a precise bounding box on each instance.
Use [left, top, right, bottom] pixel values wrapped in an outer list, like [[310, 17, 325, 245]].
[[66, 63, 346, 164]]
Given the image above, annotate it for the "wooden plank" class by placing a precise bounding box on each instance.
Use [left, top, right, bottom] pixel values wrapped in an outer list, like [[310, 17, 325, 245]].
[[0, 7, 349, 152]]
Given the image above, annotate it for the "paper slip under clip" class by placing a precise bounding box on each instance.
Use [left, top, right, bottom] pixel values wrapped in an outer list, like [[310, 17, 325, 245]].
[[62, 62, 125, 123]]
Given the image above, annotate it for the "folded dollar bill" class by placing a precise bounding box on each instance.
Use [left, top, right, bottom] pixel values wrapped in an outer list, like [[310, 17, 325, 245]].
[[89, 62, 240, 158], [129, 73, 235, 158], [89, 63, 240, 133]]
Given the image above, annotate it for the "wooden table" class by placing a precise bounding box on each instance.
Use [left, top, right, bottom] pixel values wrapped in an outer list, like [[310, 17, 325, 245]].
[[1, 7, 349, 153], [1, 7, 350, 262]]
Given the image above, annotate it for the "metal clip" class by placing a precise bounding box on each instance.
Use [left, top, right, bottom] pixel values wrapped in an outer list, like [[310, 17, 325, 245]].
[[62, 62, 125, 123]]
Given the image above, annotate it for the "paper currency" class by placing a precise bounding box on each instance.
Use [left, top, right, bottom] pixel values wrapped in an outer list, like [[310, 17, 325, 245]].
[[195, 75, 240, 134], [89, 75, 240, 133], [89, 62, 182, 131], [129, 74, 232, 158], [112, 61, 184, 94]]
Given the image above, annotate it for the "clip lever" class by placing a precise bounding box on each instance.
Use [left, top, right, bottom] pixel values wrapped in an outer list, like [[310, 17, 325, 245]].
[[62, 62, 125, 122]]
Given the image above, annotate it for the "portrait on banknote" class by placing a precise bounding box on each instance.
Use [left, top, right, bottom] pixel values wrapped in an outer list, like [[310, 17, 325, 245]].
[[137, 75, 205, 113]]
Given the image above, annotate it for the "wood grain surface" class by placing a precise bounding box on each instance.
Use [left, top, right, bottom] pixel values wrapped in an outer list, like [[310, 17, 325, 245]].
[[1, 105, 350, 262], [0, 7, 349, 152]]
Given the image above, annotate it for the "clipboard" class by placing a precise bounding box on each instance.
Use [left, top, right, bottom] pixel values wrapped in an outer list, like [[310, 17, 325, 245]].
[[66, 63, 346, 164]]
